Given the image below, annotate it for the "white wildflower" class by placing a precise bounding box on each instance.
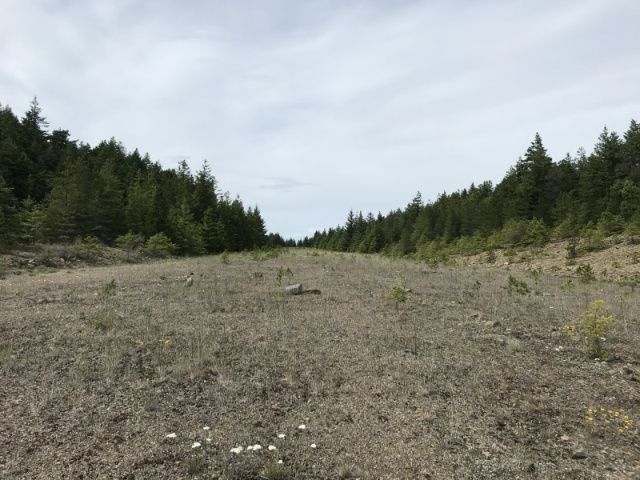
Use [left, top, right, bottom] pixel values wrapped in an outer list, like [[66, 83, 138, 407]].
[[310, 443, 317, 448], [166, 433, 177, 438], [277, 434, 286, 439], [278, 460, 283, 464], [203, 426, 210, 430], [192, 442, 201, 449], [206, 438, 212, 442], [246, 445, 254, 451], [230, 446, 243, 454], [268, 445, 277, 451], [253, 444, 262, 450], [298, 424, 306, 430]]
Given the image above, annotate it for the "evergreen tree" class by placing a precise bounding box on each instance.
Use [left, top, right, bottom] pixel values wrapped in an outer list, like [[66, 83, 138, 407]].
[[125, 171, 157, 237], [43, 154, 93, 241], [167, 199, 205, 255], [192, 160, 218, 222], [91, 159, 125, 242], [0, 173, 19, 249], [18, 196, 45, 244]]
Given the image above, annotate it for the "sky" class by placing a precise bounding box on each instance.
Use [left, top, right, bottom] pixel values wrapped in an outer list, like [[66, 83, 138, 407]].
[[1, 1, 639, 240]]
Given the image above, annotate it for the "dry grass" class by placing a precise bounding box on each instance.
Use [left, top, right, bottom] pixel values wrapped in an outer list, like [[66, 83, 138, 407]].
[[1, 250, 639, 479]]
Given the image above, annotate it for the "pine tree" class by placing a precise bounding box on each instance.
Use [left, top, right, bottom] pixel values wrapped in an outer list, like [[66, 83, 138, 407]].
[[43, 155, 93, 241], [167, 199, 205, 255], [91, 159, 125, 242], [0, 173, 19, 249], [192, 160, 218, 222]]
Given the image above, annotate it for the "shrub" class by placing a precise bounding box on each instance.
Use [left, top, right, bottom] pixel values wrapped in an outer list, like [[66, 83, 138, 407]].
[[102, 278, 117, 297], [115, 231, 145, 261], [73, 235, 104, 262], [506, 339, 522, 354], [563, 300, 616, 360], [504, 275, 529, 295], [561, 279, 574, 290], [140, 233, 176, 259], [385, 271, 410, 309], [576, 263, 595, 283], [275, 266, 293, 286]]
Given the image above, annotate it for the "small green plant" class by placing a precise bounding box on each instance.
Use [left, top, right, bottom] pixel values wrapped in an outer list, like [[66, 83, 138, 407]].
[[576, 263, 595, 283], [504, 275, 529, 295], [102, 278, 117, 297], [631, 252, 640, 264], [275, 266, 293, 286], [485, 249, 497, 264], [528, 266, 542, 285], [611, 260, 620, 269], [221, 250, 230, 264], [561, 279, 574, 290], [259, 462, 291, 480], [549, 264, 560, 273], [254, 270, 265, 278], [89, 309, 120, 332], [506, 339, 522, 354], [562, 300, 616, 360], [385, 271, 410, 309], [185, 455, 207, 475], [337, 464, 361, 479]]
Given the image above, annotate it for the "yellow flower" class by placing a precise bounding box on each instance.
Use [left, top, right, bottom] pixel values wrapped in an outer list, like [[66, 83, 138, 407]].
[[586, 416, 593, 421]]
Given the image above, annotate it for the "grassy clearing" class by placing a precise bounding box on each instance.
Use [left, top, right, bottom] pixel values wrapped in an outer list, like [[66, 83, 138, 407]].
[[0, 250, 639, 479]]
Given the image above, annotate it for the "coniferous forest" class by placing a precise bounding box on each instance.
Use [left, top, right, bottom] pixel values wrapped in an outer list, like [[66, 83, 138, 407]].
[[301, 118, 640, 260], [1, 97, 639, 260], [0, 98, 271, 255]]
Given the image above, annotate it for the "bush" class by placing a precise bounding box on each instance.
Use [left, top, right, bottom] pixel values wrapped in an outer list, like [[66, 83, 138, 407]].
[[73, 235, 104, 262], [597, 212, 625, 236], [563, 300, 616, 360], [115, 232, 145, 261], [140, 233, 176, 259], [576, 263, 595, 283], [504, 275, 529, 295], [385, 271, 410, 309]]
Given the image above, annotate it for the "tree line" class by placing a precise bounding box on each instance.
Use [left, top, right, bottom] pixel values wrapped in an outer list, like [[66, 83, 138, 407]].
[[0, 97, 272, 254], [301, 120, 640, 259]]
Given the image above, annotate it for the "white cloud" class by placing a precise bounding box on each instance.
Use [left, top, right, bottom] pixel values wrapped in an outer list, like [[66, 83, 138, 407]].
[[1, 0, 639, 239]]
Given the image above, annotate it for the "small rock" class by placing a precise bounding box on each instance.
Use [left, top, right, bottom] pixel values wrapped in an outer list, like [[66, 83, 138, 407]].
[[571, 449, 588, 460], [485, 320, 501, 328]]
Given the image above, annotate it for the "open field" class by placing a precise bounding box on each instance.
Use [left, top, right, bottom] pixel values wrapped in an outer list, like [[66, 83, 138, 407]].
[[1, 249, 639, 479]]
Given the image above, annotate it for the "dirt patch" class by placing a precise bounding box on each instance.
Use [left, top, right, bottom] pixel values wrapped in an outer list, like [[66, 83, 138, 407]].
[[0, 251, 639, 478], [463, 239, 640, 283]]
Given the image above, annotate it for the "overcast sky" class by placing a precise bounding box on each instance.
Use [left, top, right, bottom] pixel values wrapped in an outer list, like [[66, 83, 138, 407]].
[[1, 1, 639, 239]]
